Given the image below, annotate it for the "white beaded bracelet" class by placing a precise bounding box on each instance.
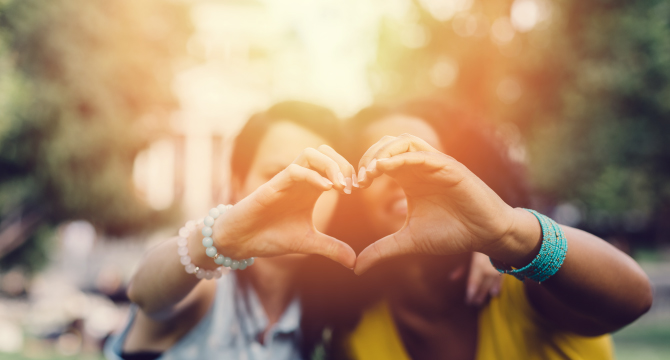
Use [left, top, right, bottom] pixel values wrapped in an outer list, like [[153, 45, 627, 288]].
[[201, 204, 255, 270], [177, 219, 226, 280]]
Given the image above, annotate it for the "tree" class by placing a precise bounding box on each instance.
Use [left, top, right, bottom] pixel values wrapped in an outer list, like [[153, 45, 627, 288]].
[[0, 0, 192, 272], [372, 0, 670, 245]]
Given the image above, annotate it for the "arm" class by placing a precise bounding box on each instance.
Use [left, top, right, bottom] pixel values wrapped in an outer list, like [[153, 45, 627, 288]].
[[126, 235, 216, 319], [490, 212, 652, 334], [354, 133, 652, 335], [127, 145, 357, 321]]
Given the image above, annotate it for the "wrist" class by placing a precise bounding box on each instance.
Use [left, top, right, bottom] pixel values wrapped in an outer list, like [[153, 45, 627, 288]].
[[187, 224, 219, 270], [484, 207, 542, 268], [211, 207, 240, 258]]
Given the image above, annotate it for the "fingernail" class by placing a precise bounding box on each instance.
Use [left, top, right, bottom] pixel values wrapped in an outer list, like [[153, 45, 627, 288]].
[[322, 177, 333, 186], [352, 172, 359, 188], [345, 177, 352, 193], [466, 286, 475, 304], [368, 159, 377, 172], [358, 167, 366, 182], [337, 172, 346, 186], [343, 187, 351, 194]]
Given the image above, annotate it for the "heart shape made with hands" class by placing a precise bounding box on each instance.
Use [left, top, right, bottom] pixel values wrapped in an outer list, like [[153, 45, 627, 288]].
[[348, 134, 516, 275], [218, 133, 517, 276]]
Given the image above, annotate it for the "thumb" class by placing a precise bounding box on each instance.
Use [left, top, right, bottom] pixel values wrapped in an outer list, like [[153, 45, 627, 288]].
[[296, 231, 357, 269], [354, 229, 414, 275], [466, 261, 484, 304]]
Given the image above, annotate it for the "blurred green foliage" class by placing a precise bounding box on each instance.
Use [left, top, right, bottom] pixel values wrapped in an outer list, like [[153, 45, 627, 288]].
[[375, 0, 670, 243], [0, 0, 191, 272]]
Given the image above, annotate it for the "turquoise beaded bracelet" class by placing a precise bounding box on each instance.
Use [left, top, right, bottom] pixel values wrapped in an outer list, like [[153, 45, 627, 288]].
[[201, 204, 255, 271], [490, 209, 567, 283]]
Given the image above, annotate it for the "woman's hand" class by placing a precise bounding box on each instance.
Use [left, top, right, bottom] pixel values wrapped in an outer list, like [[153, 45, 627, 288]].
[[465, 252, 502, 306], [449, 252, 503, 306], [213, 145, 357, 269], [354, 134, 520, 274]]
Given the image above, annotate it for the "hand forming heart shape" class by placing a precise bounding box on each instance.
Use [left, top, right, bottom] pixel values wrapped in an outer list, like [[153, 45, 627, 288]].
[[212, 134, 518, 275]]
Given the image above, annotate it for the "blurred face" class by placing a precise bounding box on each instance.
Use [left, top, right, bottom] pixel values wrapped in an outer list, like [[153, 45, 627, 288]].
[[236, 120, 339, 233], [358, 115, 469, 304], [359, 115, 443, 237]]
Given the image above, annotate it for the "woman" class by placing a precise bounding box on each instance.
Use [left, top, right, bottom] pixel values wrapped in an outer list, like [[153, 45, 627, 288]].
[[342, 99, 653, 360], [105, 100, 505, 360], [105, 101, 358, 359]]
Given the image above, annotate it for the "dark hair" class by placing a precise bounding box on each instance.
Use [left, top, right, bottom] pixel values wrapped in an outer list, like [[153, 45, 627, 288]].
[[348, 98, 531, 208], [230, 100, 341, 183]]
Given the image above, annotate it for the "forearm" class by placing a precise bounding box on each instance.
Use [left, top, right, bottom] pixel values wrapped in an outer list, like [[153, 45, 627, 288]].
[[127, 228, 217, 319], [487, 208, 653, 334]]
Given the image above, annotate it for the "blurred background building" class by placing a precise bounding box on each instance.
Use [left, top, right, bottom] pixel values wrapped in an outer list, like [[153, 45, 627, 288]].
[[0, 0, 669, 359]]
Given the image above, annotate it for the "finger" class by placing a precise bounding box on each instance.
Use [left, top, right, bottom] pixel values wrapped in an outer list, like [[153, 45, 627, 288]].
[[293, 147, 349, 194], [357, 135, 397, 187], [317, 144, 354, 194], [274, 164, 334, 192], [354, 229, 415, 275], [466, 263, 483, 305], [449, 264, 467, 281], [358, 134, 439, 188], [490, 275, 503, 298], [351, 164, 359, 188], [294, 231, 357, 269], [372, 133, 437, 161], [467, 252, 503, 306], [374, 152, 456, 179], [472, 276, 498, 306]]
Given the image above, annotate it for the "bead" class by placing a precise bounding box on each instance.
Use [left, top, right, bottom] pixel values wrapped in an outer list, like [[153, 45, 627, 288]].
[[491, 209, 567, 283], [204, 270, 214, 280], [177, 237, 188, 247], [177, 246, 189, 256], [214, 268, 223, 279], [180, 255, 191, 265], [222, 257, 232, 267], [206, 246, 218, 257], [230, 260, 239, 270], [195, 268, 205, 279], [196, 218, 204, 226], [217, 204, 227, 213], [185, 264, 196, 274], [214, 254, 225, 265], [238, 260, 247, 270], [179, 227, 190, 238], [246, 257, 255, 266], [209, 208, 220, 219], [202, 237, 214, 247], [226, 204, 233, 209], [185, 220, 196, 231], [204, 216, 215, 227], [202, 227, 213, 237]]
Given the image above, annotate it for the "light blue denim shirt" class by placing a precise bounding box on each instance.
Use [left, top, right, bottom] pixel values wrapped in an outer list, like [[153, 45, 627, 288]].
[[105, 272, 302, 360]]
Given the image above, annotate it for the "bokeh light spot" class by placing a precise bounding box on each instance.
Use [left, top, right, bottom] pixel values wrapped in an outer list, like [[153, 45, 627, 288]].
[[400, 23, 430, 48], [497, 77, 523, 104], [511, 0, 539, 32], [491, 17, 515, 44], [430, 58, 459, 88], [418, 0, 473, 22]]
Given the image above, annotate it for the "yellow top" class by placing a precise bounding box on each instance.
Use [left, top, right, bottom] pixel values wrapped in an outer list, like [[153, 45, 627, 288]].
[[347, 276, 614, 360]]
